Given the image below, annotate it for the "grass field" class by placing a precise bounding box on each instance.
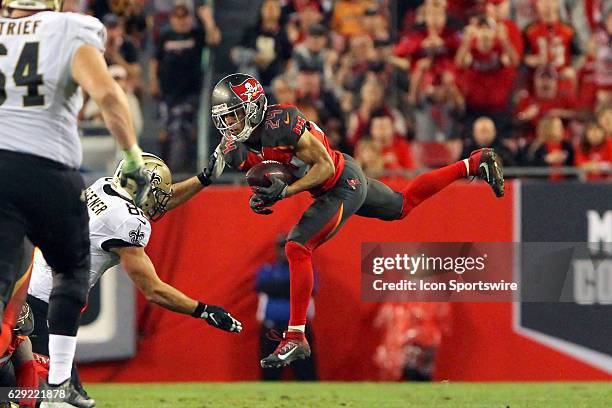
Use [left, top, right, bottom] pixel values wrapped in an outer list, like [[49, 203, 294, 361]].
[[85, 382, 612, 407]]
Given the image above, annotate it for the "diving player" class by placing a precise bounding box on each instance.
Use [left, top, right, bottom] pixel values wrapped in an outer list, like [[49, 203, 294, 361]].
[[27, 154, 242, 406], [206, 73, 504, 368]]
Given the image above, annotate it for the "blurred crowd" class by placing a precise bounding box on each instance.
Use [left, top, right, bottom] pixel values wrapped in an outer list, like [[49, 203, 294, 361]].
[[77, 0, 612, 180]]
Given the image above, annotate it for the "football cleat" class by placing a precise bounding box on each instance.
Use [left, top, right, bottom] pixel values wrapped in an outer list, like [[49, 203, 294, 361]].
[[468, 148, 504, 198], [42, 378, 96, 408], [260, 330, 311, 368]]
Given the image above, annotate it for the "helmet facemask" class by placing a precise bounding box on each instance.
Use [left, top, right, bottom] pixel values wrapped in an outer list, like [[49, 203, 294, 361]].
[[113, 153, 173, 221], [212, 93, 267, 143], [144, 184, 172, 221]]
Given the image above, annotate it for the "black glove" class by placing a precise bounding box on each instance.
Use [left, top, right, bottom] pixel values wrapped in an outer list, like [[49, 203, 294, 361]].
[[197, 149, 220, 187], [249, 194, 273, 215], [192, 302, 242, 333], [120, 166, 151, 207], [253, 176, 288, 203]]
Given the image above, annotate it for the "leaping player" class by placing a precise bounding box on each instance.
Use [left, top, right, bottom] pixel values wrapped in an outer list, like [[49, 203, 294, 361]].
[[203, 73, 504, 368], [28, 154, 241, 407]]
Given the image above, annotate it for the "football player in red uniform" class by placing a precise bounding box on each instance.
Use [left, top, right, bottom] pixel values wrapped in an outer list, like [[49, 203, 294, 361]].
[[0, 303, 38, 408], [201, 73, 504, 368]]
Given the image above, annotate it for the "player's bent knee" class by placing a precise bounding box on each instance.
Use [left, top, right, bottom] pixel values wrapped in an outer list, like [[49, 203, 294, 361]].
[[285, 240, 312, 262], [50, 274, 89, 306]]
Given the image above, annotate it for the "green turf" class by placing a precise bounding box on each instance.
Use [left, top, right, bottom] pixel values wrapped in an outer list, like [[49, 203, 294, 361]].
[[85, 382, 612, 408]]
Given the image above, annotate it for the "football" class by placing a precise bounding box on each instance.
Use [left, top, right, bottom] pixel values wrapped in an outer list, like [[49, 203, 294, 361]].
[[245, 160, 297, 188]]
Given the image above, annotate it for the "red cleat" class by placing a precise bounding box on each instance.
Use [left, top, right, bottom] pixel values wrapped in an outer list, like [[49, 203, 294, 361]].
[[468, 148, 505, 197], [260, 330, 311, 368]]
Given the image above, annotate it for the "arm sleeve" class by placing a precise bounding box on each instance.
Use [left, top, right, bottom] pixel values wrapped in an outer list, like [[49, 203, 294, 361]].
[[67, 14, 106, 63]]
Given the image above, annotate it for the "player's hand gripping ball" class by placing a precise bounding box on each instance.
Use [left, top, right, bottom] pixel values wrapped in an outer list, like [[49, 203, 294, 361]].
[[246, 161, 296, 214], [245, 160, 296, 188]]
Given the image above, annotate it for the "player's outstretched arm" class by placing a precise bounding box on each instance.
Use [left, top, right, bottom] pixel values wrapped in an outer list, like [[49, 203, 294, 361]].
[[253, 130, 334, 204], [114, 246, 241, 333], [167, 146, 226, 211], [72, 44, 151, 205]]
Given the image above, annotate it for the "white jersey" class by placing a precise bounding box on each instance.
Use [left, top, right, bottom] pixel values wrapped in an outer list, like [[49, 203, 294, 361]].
[[0, 11, 106, 168], [28, 178, 151, 303]]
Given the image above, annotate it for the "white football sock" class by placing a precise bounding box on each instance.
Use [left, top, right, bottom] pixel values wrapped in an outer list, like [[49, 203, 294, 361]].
[[288, 325, 305, 332], [48, 334, 77, 385], [463, 159, 470, 177]]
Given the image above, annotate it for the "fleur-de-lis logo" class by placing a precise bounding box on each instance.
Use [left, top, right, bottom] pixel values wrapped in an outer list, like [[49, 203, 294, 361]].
[[129, 224, 145, 245], [146, 166, 162, 187]]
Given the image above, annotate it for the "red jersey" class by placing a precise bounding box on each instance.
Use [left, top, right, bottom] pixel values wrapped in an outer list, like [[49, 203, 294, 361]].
[[0, 334, 25, 367], [394, 27, 461, 72], [380, 138, 414, 171], [575, 138, 612, 181], [221, 104, 345, 195], [524, 21, 578, 70], [460, 40, 515, 111], [514, 89, 575, 139], [504, 19, 524, 58]]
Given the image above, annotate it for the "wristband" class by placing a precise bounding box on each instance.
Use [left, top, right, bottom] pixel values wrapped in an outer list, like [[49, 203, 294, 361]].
[[197, 172, 211, 187], [191, 301, 207, 318], [122, 144, 144, 173]]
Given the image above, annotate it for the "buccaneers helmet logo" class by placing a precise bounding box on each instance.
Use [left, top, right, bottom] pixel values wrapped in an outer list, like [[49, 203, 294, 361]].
[[230, 79, 264, 102]]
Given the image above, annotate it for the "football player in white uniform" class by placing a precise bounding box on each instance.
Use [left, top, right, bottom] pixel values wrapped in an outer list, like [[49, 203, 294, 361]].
[[0, 0, 150, 405], [27, 153, 240, 406]]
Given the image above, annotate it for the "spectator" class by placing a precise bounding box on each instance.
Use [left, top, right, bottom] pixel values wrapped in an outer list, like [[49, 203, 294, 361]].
[[370, 115, 415, 174], [82, 65, 143, 139], [335, 34, 376, 95], [295, 56, 343, 127], [580, 7, 612, 110], [394, 2, 461, 74], [362, 5, 389, 41], [575, 122, 612, 180], [485, 0, 524, 58], [231, 0, 294, 86], [196, 0, 222, 45], [354, 139, 385, 179], [103, 14, 141, 89], [150, 3, 206, 173], [293, 2, 324, 43], [523, 0, 581, 76], [408, 57, 465, 141], [525, 116, 575, 179], [292, 23, 328, 78], [373, 302, 450, 381], [123, 0, 149, 50], [461, 117, 515, 166], [271, 75, 298, 105], [347, 79, 407, 147], [592, 8, 612, 108], [511, 0, 590, 51], [597, 106, 612, 137], [455, 14, 519, 135], [331, 0, 371, 38], [514, 65, 576, 139], [256, 236, 317, 381]]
